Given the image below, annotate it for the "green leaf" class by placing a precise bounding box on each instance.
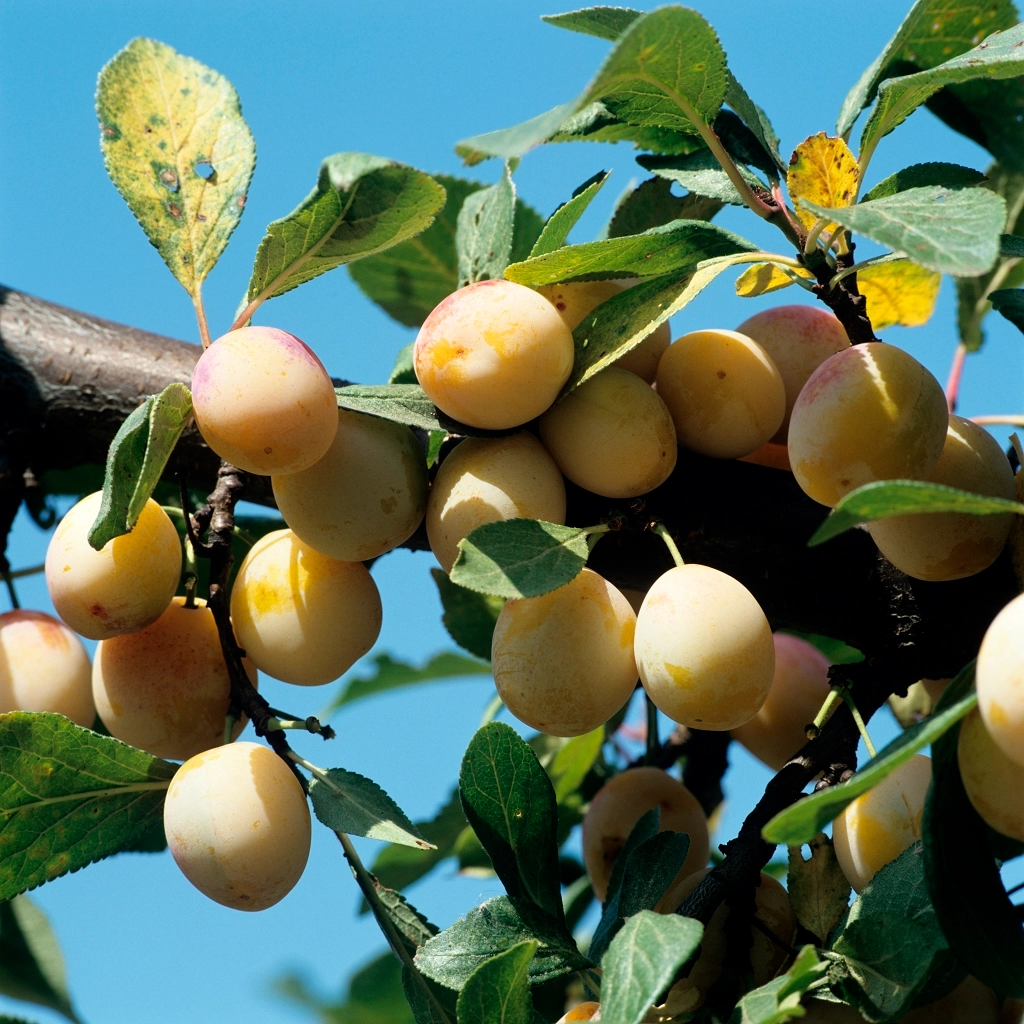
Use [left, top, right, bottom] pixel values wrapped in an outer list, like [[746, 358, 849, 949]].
[[540, 7, 642, 41], [530, 171, 610, 258], [723, 72, 786, 174], [511, 200, 545, 266], [389, 342, 417, 383], [456, 163, 516, 286], [454, 825, 495, 878], [599, 911, 703, 1024], [777, 631, 864, 666], [923, 663, 1024, 997], [550, 101, 707, 155], [245, 153, 445, 309], [404, 963, 460, 1024], [989, 287, 1024, 334], [603, 807, 660, 914], [606, 178, 722, 238], [0, 712, 176, 901], [308, 767, 431, 849], [761, 668, 977, 846], [459, 723, 564, 922], [351, 175, 484, 328], [862, 161, 987, 202], [425, 431, 446, 468], [728, 946, 828, 1024], [0, 895, 78, 1023], [638, 151, 767, 206], [457, 102, 579, 166], [787, 834, 851, 946], [809, 479, 1024, 546], [325, 652, 491, 714], [414, 895, 589, 991], [456, 940, 537, 1024], [1001, 232, 1024, 257], [549, 728, 603, 804], [798, 186, 1005, 277], [96, 38, 254, 295], [374, 884, 439, 956], [335, 385, 442, 432], [451, 519, 591, 600], [431, 569, 504, 662]]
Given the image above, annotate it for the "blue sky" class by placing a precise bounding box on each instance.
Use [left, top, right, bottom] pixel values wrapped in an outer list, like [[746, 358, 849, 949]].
[[1, 2, 1022, 1022]]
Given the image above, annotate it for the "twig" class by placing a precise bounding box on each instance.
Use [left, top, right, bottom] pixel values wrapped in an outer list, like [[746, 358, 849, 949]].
[[946, 343, 968, 414], [644, 695, 660, 766]]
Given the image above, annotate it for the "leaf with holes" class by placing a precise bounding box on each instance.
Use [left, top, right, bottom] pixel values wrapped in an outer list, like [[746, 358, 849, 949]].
[[787, 834, 850, 946], [431, 569, 504, 661], [88, 383, 192, 549], [530, 171, 610, 258], [456, 162, 516, 286], [96, 38, 255, 294], [857, 261, 941, 330], [607, 178, 722, 239], [335, 385, 442, 432], [862, 162, 986, 203], [638, 151, 767, 206], [787, 133, 859, 233], [0, 712, 176, 901], [456, 940, 536, 1024]]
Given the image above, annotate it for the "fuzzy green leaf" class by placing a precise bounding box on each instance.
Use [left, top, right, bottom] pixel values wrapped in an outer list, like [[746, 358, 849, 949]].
[[431, 569, 504, 662], [862, 162, 986, 202], [549, 728, 603, 804], [728, 946, 827, 1024], [373, 884, 439, 956], [723, 72, 786, 174], [456, 940, 537, 1024], [638, 151, 767, 205], [389, 342, 417, 384], [607, 178, 722, 238], [96, 38, 254, 294], [541, 7, 642, 41], [335, 385, 442, 432], [457, 163, 516, 286], [989, 287, 1024, 334], [809, 479, 1024, 546], [0, 713, 176, 901], [530, 171, 610, 258]]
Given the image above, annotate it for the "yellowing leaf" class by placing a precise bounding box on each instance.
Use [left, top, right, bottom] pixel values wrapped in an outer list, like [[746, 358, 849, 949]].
[[97, 38, 256, 296], [858, 260, 941, 330], [787, 132, 859, 231], [735, 261, 814, 297]]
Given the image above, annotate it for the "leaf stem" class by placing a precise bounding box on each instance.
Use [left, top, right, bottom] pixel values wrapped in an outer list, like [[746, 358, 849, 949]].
[[805, 685, 842, 740], [480, 692, 504, 727], [652, 522, 685, 568], [840, 689, 876, 758], [971, 415, 1024, 427], [287, 750, 340, 792], [645, 694, 660, 765], [828, 252, 904, 290], [946, 343, 968, 414], [5, 563, 43, 580], [804, 218, 829, 255], [192, 284, 212, 350]]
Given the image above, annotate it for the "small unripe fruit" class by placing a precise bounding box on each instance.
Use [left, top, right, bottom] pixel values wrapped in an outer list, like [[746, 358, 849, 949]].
[[426, 432, 566, 574], [832, 754, 932, 892], [273, 409, 428, 562], [491, 568, 638, 737], [191, 326, 337, 476], [45, 493, 181, 641], [539, 367, 677, 498], [868, 416, 1015, 581], [736, 305, 851, 442], [93, 597, 254, 760], [788, 342, 948, 508], [731, 633, 832, 771], [582, 766, 709, 902], [958, 709, 1024, 841], [635, 565, 774, 731], [0, 611, 94, 726], [977, 591, 1024, 768], [164, 742, 311, 911], [231, 529, 382, 686], [655, 329, 786, 459], [414, 280, 574, 429]]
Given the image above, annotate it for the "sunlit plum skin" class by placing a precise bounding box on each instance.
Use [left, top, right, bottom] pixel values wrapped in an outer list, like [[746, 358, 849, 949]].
[[958, 709, 1024, 842], [832, 754, 932, 892], [231, 529, 382, 686], [635, 565, 774, 732], [976, 591, 1024, 768], [491, 568, 638, 738], [731, 633, 832, 771], [736, 305, 851, 442], [191, 326, 337, 476], [414, 280, 574, 429], [556, 1003, 600, 1023], [45, 492, 181, 641], [582, 766, 709, 903], [426, 432, 566, 574], [0, 611, 94, 727], [655, 329, 786, 459], [868, 416, 1016, 581], [537, 280, 670, 383], [93, 597, 254, 760], [164, 741, 311, 911], [273, 409, 428, 562], [788, 342, 948, 508], [539, 367, 677, 498]]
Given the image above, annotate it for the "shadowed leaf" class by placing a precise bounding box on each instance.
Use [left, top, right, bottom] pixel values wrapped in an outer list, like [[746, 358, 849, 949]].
[[431, 570, 504, 661], [456, 940, 536, 1024]]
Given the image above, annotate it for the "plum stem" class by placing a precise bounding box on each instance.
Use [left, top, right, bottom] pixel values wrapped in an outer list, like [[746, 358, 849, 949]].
[[840, 688, 877, 758], [191, 283, 212, 350], [806, 686, 843, 740], [652, 522, 684, 568]]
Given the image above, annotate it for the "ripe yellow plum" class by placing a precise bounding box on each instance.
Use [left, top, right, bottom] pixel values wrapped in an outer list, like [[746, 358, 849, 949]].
[[492, 569, 637, 737], [901, 975, 1000, 1023], [164, 741, 311, 911], [976, 591, 1024, 768], [231, 529, 382, 686], [539, 367, 677, 498], [426, 432, 566, 574], [191, 326, 337, 476], [867, 416, 1015, 581], [273, 409, 428, 562], [635, 565, 774, 731], [958, 709, 1024, 842], [414, 280, 574, 429], [582, 766, 710, 902], [655, 329, 786, 459], [0, 611, 94, 726], [736, 305, 851, 442], [93, 597, 254, 760], [788, 342, 948, 508], [832, 754, 932, 892], [537, 280, 670, 383], [556, 1003, 600, 1023], [731, 632, 832, 771], [45, 492, 181, 641]]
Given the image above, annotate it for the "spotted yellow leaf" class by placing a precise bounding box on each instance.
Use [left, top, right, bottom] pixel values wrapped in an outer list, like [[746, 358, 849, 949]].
[[735, 262, 814, 298], [857, 260, 941, 330], [97, 38, 256, 296], [787, 133, 859, 232]]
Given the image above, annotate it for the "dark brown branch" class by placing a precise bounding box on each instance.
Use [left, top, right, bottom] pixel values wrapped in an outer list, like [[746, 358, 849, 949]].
[[802, 243, 879, 346]]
